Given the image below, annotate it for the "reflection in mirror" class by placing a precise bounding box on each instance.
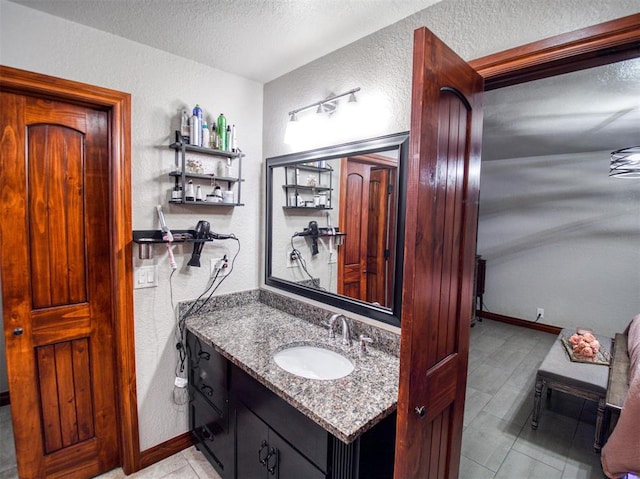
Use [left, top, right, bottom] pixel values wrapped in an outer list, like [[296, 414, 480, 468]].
[[266, 133, 409, 326]]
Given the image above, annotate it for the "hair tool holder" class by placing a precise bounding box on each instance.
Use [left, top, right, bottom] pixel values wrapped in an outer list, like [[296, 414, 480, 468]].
[[133, 224, 233, 265], [293, 221, 345, 256]]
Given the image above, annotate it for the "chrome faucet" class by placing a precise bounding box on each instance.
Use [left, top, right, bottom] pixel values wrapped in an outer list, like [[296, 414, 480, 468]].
[[327, 314, 352, 346]]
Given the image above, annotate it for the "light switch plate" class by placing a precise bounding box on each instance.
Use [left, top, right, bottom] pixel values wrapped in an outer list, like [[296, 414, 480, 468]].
[[134, 265, 158, 289]]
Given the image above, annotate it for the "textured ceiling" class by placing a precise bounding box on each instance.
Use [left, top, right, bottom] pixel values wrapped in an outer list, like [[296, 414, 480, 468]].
[[8, 0, 637, 159], [482, 57, 640, 161], [8, 0, 442, 83]]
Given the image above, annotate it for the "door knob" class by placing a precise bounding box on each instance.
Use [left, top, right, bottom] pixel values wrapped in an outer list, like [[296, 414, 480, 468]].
[[414, 405, 426, 418], [13, 328, 24, 336]]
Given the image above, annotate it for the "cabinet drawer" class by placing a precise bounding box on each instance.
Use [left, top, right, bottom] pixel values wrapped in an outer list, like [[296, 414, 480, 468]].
[[231, 364, 329, 472], [188, 331, 227, 412], [190, 390, 233, 477]]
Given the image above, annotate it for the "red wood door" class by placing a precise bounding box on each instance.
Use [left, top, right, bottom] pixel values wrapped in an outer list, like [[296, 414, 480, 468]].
[[366, 167, 390, 306], [395, 27, 484, 478], [338, 160, 371, 300], [1, 93, 119, 478]]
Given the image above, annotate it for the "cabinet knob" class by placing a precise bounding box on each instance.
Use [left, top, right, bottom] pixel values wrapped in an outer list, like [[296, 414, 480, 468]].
[[201, 425, 214, 441], [267, 448, 278, 475], [414, 405, 426, 418], [13, 328, 24, 336], [200, 384, 214, 397], [258, 440, 269, 465]]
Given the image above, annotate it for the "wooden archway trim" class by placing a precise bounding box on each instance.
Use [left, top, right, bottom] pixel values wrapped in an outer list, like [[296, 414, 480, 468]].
[[470, 13, 640, 90], [0, 65, 139, 474]]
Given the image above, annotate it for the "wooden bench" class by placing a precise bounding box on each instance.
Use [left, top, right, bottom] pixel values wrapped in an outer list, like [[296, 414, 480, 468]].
[[532, 328, 612, 452]]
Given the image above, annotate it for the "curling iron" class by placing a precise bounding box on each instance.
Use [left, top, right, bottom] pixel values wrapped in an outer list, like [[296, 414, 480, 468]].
[[156, 205, 177, 270]]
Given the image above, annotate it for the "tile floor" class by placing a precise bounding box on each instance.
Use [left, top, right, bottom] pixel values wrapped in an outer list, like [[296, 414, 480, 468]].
[[0, 319, 607, 478], [461, 319, 606, 479]]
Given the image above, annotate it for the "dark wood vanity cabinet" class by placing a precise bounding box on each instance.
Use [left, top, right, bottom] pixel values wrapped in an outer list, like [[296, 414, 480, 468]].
[[187, 330, 396, 479], [187, 331, 235, 478]]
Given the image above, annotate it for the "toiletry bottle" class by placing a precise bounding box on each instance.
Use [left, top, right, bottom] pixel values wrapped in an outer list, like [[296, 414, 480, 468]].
[[192, 104, 203, 146], [185, 180, 195, 201], [213, 185, 223, 202], [217, 113, 227, 151], [195, 185, 203, 201], [171, 185, 181, 202], [193, 104, 202, 120], [211, 123, 218, 149], [231, 124, 237, 152], [225, 125, 231, 152], [180, 109, 190, 142], [201, 122, 210, 149], [189, 114, 200, 146]]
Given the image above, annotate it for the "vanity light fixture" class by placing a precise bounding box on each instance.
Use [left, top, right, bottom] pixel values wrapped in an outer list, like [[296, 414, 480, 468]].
[[610, 146, 640, 178], [284, 87, 361, 144], [284, 112, 302, 145]]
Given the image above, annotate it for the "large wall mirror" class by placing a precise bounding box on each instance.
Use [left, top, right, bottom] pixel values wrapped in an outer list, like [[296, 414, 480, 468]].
[[265, 132, 409, 326]]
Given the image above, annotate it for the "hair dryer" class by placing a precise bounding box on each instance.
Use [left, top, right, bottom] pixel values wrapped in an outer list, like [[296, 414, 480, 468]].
[[294, 220, 319, 255], [187, 220, 210, 267]]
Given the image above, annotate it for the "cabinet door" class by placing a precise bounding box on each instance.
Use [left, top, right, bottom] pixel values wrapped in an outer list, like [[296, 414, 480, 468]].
[[190, 389, 234, 478], [269, 430, 327, 479], [236, 402, 270, 479]]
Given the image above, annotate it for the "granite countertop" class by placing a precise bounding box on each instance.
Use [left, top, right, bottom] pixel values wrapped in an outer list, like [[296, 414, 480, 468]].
[[186, 301, 399, 444]]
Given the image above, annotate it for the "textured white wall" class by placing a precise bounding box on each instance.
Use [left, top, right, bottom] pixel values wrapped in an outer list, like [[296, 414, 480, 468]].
[[478, 152, 640, 337], [262, 0, 640, 332], [0, 0, 262, 450], [263, 0, 640, 160]]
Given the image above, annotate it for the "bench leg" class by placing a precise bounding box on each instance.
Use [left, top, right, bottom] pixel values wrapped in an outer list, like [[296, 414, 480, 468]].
[[594, 397, 605, 453], [532, 375, 543, 430]]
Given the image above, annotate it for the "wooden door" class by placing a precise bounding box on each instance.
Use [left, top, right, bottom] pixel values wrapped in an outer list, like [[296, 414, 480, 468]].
[[0, 93, 120, 478], [338, 160, 371, 300], [366, 168, 390, 306], [394, 27, 483, 479]]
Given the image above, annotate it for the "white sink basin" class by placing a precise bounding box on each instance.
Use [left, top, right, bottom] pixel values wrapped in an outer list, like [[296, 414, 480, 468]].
[[273, 345, 354, 380]]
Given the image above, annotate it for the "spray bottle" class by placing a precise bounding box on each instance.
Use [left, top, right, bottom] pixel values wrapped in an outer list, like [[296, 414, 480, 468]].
[[217, 113, 227, 151]]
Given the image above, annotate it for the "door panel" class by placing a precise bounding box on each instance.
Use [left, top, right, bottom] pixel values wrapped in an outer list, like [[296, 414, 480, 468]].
[[28, 125, 87, 308], [366, 168, 389, 306], [1, 93, 119, 478], [338, 160, 370, 300], [395, 27, 483, 479]]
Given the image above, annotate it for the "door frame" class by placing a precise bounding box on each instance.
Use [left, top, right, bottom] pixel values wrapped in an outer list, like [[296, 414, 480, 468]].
[[470, 13, 640, 88], [0, 66, 139, 473]]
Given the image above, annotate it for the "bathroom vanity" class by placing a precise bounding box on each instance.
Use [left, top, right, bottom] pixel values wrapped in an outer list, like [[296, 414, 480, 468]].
[[186, 298, 399, 479]]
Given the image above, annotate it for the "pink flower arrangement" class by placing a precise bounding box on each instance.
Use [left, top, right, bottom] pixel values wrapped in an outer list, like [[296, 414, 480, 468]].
[[569, 332, 601, 360]]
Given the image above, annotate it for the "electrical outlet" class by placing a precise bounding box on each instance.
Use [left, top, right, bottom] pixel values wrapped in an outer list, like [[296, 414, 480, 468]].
[[286, 250, 298, 268], [210, 257, 229, 277], [536, 308, 544, 319]]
